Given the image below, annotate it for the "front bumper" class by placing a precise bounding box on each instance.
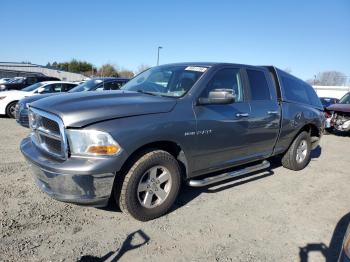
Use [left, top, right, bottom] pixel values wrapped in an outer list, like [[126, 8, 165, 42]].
[[20, 137, 121, 207]]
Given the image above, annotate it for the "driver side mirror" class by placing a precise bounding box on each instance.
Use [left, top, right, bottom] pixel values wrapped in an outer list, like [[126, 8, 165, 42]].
[[197, 89, 236, 105]]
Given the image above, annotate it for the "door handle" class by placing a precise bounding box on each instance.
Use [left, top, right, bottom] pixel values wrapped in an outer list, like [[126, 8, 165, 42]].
[[236, 113, 249, 118], [267, 111, 279, 115]]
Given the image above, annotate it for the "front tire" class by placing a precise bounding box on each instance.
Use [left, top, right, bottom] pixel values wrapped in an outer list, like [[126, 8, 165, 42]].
[[117, 150, 181, 221], [6, 101, 17, 118], [282, 131, 311, 171]]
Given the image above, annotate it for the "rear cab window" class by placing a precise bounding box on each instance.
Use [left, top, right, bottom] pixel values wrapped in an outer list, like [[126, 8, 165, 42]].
[[279, 70, 323, 109]]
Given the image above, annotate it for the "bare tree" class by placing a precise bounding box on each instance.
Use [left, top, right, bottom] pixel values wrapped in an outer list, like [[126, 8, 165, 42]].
[[135, 64, 151, 75], [118, 69, 134, 78], [316, 71, 347, 86]]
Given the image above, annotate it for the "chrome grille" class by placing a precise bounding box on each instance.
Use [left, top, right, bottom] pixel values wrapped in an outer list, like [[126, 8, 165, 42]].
[[41, 117, 60, 134], [29, 108, 68, 159]]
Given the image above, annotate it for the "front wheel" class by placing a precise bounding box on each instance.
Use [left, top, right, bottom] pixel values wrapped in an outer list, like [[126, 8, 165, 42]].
[[282, 131, 311, 171], [117, 150, 181, 221]]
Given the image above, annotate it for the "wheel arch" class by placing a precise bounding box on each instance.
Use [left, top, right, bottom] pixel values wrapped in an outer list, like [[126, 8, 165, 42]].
[[289, 123, 321, 151], [112, 140, 189, 204], [118, 140, 189, 180]]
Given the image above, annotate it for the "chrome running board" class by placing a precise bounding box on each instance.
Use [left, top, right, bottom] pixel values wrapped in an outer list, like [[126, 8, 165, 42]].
[[187, 160, 270, 187]]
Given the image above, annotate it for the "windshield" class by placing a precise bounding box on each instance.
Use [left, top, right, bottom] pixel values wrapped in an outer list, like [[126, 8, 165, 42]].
[[69, 79, 103, 92], [121, 65, 206, 97], [21, 82, 44, 92], [339, 93, 350, 104]]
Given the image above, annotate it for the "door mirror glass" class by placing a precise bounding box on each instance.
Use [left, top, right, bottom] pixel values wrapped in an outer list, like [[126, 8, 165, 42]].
[[198, 89, 236, 105]]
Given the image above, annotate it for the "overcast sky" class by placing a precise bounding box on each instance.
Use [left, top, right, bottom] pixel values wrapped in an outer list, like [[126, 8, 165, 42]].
[[1, 0, 349, 80]]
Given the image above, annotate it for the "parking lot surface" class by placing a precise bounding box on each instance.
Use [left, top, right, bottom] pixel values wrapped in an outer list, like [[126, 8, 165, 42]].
[[0, 118, 349, 262]]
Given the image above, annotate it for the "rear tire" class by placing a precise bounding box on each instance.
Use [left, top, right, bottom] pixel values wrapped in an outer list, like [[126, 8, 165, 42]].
[[6, 101, 17, 118], [117, 150, 181, 221], [282, 131, 311, 171]]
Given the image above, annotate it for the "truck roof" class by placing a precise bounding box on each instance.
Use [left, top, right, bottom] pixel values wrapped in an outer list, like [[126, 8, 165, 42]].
[[159, 62, 267, 69]]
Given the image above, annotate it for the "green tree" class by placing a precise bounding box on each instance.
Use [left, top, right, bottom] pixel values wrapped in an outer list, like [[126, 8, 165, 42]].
[[98, 64, 119, 77]]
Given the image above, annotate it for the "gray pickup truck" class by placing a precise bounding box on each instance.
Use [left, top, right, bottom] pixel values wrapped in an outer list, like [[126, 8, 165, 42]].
[[20, 63, 325, 221]]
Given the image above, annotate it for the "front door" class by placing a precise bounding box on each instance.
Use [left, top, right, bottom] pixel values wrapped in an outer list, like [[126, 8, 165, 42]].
[[192, 67, 252, 175]]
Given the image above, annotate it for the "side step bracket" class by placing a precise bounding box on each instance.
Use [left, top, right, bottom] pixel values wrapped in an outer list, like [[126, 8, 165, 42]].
[[187, 160, 270, 187]]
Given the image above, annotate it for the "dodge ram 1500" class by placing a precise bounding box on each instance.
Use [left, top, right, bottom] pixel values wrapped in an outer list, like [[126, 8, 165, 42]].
[[20, 63, 325, 221]]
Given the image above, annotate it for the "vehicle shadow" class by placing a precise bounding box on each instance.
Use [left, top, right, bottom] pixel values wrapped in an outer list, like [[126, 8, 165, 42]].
[[173, 145, 322, 212], [173, 166, 275, 212], [102, 146, 322, 215], [310, 145, 322, 159], [299, 212, 350, 262], [329, 130, 350, 137], [78, 229, 150, 262]]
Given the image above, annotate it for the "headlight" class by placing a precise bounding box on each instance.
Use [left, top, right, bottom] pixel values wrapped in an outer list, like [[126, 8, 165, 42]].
[[0, 96, 6, 100], [66, 129, 121, 156], [345, 232, 350, 259]]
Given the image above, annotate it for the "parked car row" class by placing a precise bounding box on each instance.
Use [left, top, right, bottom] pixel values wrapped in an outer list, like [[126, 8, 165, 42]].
[[14, 77, 129, 126], [0, 76, 61, 91], [0, 77, 129, 119]]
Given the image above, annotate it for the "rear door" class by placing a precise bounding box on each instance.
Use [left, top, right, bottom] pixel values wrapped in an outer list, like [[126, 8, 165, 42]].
[[244, 68, 280, 158]]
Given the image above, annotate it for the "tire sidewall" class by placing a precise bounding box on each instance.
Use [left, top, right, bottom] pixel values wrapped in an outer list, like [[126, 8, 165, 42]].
[[292, 132, 311, 170], [123, 151, 181, 220], [6, 102, 17, 118]]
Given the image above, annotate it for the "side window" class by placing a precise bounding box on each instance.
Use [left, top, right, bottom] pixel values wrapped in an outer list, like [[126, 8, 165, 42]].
[[246, 69, 271, 100], [282, 76, 309, 105], [202, 68, 244, 102], [304, 83, 323, 108], [62, 84, 76, 92], [39, 84, 54, 94], [95, 84, 104, 91], [52, 83, 63, 92], [104, 81, 123, 90], [26, 77, 37, 85]]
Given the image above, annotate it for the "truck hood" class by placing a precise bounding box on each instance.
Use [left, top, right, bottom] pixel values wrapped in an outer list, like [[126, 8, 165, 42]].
[[31, 90, 177, 127], [326, 103, 350, 113]]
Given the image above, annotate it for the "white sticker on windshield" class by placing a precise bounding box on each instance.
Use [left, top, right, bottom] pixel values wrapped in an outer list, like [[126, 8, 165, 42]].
[[185, 66, 208, 72]]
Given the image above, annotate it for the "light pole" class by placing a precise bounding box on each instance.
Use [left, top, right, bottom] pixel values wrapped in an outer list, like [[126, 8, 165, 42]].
[[157, 46, 163, 66]]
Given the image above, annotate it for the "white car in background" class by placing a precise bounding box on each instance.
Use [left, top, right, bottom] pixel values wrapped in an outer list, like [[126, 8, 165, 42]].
[[0, 78, 12, 84], [0, 81, 77, 118]]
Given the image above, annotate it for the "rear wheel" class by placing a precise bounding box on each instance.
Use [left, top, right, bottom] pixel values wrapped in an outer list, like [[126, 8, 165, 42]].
[[6, 101, 17, 118], [117, 150, 181, 221], [282, 131, 311, 171]]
